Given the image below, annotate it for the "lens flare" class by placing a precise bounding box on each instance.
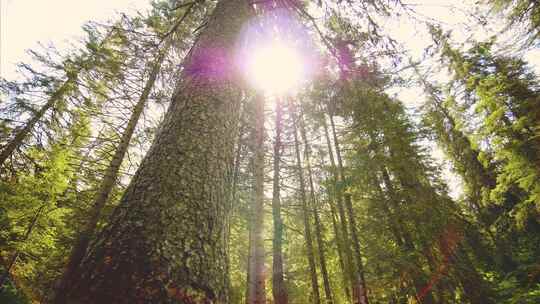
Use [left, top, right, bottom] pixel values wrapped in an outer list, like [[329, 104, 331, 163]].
[[246, 41, 305, 94], [236, 9, 316, 95]]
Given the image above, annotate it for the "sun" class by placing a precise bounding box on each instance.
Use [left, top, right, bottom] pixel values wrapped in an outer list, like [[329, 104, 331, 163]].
[[245, 41, 305, 94]]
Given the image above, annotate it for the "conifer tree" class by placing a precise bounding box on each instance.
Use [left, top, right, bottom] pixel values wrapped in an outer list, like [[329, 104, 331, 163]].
[[60, 0, 251, 302]]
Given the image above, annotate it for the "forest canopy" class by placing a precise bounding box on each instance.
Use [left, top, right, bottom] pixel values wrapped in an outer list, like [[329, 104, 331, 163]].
[[0, 0, 539, 303]]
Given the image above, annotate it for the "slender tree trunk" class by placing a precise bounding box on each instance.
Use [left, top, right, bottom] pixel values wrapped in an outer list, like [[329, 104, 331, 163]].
[[298, 109, 333, 304], [378, 167, 436, 304], [0, 79, 74, 167], [0, 28, 116, 167], [247, 95, 267, 304], [291, 101, 321, 304], [320, 108, 355, 302], [271, 98, 288, 304], [53, 39, 171, 304], [327, 193, 350, 299], [60, 1, 251, 302], [328, 112, 369, 304]]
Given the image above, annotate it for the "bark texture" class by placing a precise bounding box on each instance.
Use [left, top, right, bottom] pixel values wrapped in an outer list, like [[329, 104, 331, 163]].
[[61, 0, 251, 302], [247, 94, 267, 304], [53, 39, 171, 304]]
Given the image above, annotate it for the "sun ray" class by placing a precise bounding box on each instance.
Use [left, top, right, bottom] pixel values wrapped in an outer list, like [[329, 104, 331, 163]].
[[245, 41, 305, 94]]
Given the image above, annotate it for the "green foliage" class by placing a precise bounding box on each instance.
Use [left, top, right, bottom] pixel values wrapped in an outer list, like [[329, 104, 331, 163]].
[[0, 281, 30, 304], [0, 144, 76, 298], [1, 0, 539, 303]]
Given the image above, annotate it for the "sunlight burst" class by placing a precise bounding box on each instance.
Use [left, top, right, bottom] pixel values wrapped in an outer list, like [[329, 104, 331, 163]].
[[246, 42, 305, 94]]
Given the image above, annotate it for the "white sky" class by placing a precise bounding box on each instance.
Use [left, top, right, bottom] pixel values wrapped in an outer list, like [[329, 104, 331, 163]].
[[0, 0, 151, 78], [2, 0, 538, 78]]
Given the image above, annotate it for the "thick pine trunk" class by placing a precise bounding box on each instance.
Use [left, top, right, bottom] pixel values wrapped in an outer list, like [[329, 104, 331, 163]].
[[53, 39, 171, 304], [328, 112, 369, 304], [271, 99, 288, 304], [60, 0, 251, 302], [247, 94, 267, 304], [298, 109, 333, 304], [291, 102, 321, 304]]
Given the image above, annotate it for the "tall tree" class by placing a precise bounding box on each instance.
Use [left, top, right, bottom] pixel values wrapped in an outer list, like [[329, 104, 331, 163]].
[[438, 35, 540, 225], [327, 105, 369, 304], [291, 100, 321, 304], [271, 98, 288, 304], [53, 32, 174, 304], [247, 94, 267, 304], [0, 27, 119, 167], [60, 0, 251, 302], [298, 106, 333, 304], [319, 104, 353, 301]]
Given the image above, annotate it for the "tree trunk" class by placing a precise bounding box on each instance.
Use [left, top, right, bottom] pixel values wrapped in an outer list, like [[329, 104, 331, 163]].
[[291, 101, 321, 304], [320, 108, 355, 301], [379, 167, 436, 304], [247, 94, 267, 304], [0, 28, 115, 167], [53, 38, 171, 304], [0, 79, 74, 167], [327, 111, 369, 304], [60, 0, 251, 302], [327, 193, 350, 299], [271, 98, 288, 304], [328, 112, 368, 304], [298, 107, 333, 304]]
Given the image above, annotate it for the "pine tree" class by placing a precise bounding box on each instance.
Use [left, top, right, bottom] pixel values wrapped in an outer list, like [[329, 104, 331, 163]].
[[60, 0, 251, 302], [291, 99, 321, 304], [271, 98, 288, 304], [247, 94, 267, 304]]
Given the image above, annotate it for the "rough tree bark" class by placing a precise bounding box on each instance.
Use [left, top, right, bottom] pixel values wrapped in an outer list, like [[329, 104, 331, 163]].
[[291, 101, 321, 304], [247, 94, 267, 304], [60, 0, 251, 302], [271, 98, 288, 304], [53, 38, 172, 304]]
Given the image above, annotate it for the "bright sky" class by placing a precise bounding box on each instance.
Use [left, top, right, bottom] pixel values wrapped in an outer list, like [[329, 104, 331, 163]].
[[2, 0, 538, 78], [1, 0, 538, 199], [0, 0, 151, 78]]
